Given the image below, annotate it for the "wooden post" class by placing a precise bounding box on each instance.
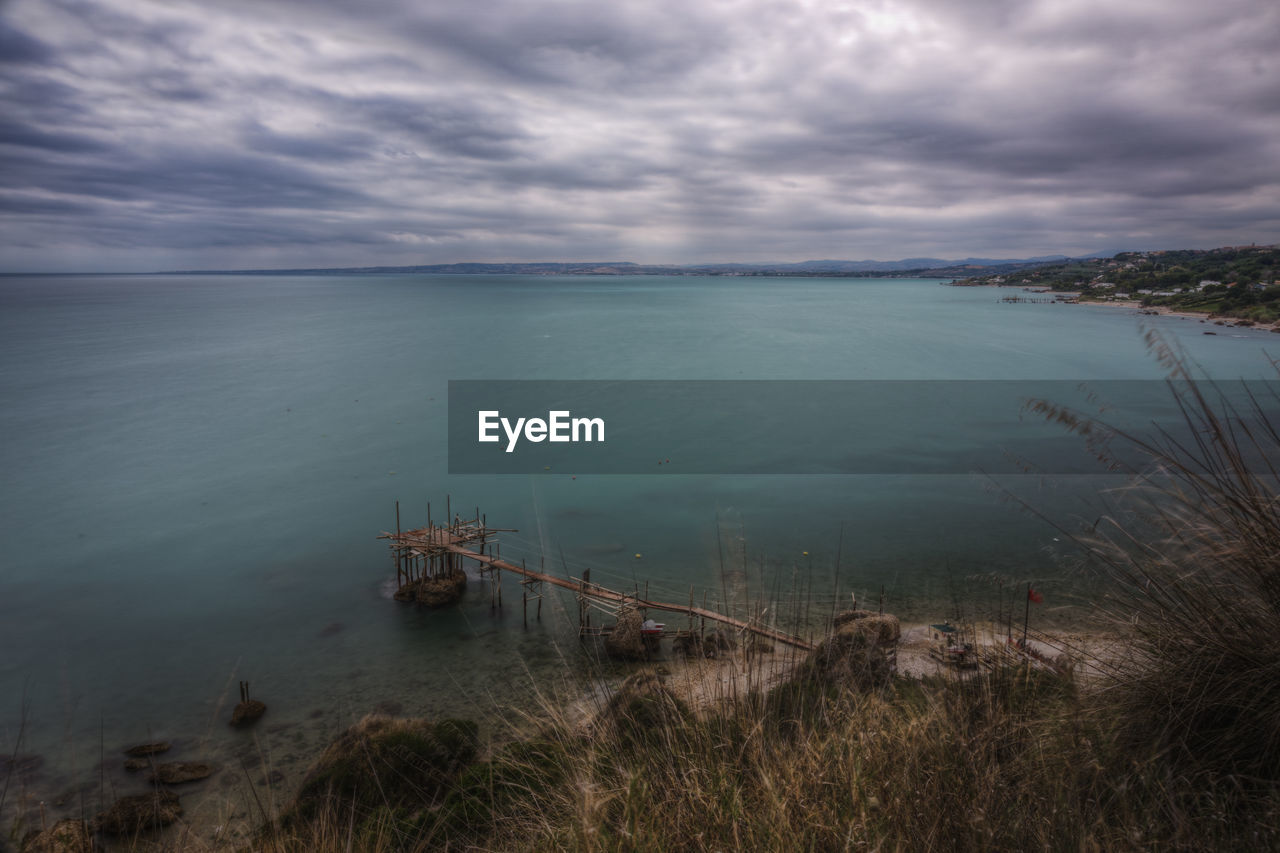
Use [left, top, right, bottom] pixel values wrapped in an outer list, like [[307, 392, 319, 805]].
[[1007, 584, 1013, 643]]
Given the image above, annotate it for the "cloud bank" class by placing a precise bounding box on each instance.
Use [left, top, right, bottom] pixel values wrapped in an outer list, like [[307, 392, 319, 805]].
[[1, 0, 1277, 271]]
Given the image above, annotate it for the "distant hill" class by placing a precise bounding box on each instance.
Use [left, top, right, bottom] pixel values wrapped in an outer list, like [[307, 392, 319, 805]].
[[158, 255, 1094, 278]]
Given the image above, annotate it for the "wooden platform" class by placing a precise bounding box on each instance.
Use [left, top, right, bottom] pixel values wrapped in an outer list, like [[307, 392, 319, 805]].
[[380, 501, 815, 651]]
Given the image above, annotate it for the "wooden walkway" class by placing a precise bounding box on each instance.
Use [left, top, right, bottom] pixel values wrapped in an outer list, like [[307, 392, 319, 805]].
[[381, 502, 815, 652]]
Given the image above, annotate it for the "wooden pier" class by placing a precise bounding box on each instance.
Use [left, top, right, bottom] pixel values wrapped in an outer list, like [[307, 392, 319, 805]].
[[999, 293, 1078, 304], [380, 501, 815, 652]]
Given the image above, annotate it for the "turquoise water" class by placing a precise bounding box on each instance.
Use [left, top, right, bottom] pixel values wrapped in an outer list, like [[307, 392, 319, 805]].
[[1, 274, 1276, 809]]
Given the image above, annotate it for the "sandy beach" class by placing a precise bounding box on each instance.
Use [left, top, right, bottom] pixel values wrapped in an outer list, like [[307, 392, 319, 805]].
[[1081, 299, 1280, 333], [627, 619, 1123, 716], [949, 280, 1279, 332]]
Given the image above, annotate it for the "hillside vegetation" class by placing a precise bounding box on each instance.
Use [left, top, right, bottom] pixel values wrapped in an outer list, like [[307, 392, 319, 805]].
[[960, 245, 1280, 322]]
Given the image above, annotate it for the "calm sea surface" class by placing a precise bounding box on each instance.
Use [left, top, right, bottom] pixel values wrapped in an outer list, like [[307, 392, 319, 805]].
[[1, 274, 1276, 808]]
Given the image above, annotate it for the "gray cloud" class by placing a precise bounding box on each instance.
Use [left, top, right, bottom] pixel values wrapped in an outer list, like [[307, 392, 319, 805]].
[[0, 20, 51, 63], [0, 0, 1277, 271]]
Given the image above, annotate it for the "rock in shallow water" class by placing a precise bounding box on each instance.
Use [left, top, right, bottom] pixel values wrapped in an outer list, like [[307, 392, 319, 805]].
[[20, 818, 96, 853], [395, 568, 469, 607], [149, 761, 215, 785], [123, 742, 171, 757], [230, 699, 267, 727], [0, 753, 43, 781], [93, 790, 182, 835]]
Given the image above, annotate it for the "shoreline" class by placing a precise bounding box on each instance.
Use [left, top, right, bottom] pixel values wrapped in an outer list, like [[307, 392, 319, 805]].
[[1081, 299, 1280, 332], [5, 616, 1123, 849], [952, 281, 1280, 333]]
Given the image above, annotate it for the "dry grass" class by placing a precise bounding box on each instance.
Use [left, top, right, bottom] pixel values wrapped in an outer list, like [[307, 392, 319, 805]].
[[248, 660, 1280, 852], [1026, 331, 1280, 781]]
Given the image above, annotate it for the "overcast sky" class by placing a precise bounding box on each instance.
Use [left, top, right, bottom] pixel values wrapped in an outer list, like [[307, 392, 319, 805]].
[[1, 0, 1277, 271]]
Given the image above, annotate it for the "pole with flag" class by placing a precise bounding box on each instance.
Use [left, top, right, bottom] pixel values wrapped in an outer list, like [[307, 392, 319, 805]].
[[1023, 582, 1043, 647]]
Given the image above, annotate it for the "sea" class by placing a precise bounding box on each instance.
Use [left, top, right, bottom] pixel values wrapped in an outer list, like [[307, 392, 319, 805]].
[[1, 274, 1276, 826]]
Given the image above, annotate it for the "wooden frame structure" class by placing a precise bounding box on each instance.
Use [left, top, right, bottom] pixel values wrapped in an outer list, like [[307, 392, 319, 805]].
[[380, 500, 815, 651]]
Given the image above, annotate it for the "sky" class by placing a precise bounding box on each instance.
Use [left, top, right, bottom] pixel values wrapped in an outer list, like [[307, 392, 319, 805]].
[[1, 0, 1277, 272]]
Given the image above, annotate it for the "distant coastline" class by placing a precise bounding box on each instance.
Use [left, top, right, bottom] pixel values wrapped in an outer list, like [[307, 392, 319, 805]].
[[139, 254, 1092, 279], [952, 244, 1280, 327]]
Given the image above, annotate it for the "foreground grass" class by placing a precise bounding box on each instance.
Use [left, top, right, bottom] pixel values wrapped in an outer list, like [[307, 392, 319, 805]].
[[250, 658, 1280, 852]]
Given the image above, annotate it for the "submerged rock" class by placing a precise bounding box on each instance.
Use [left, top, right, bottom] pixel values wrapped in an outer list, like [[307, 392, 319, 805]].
[[0, 753, 43, 779], [396, 568, 468, 607], [258, 769, 286, 787], [20, 819, 96, 853], [123, 742, 171, 758], [93, 790, 182, 835], [230, 699, 267, 727], [149, 761, 215, 785]]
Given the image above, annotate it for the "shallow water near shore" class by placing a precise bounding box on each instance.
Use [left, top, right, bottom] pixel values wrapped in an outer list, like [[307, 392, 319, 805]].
[[1, 274, 1276, 831]]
